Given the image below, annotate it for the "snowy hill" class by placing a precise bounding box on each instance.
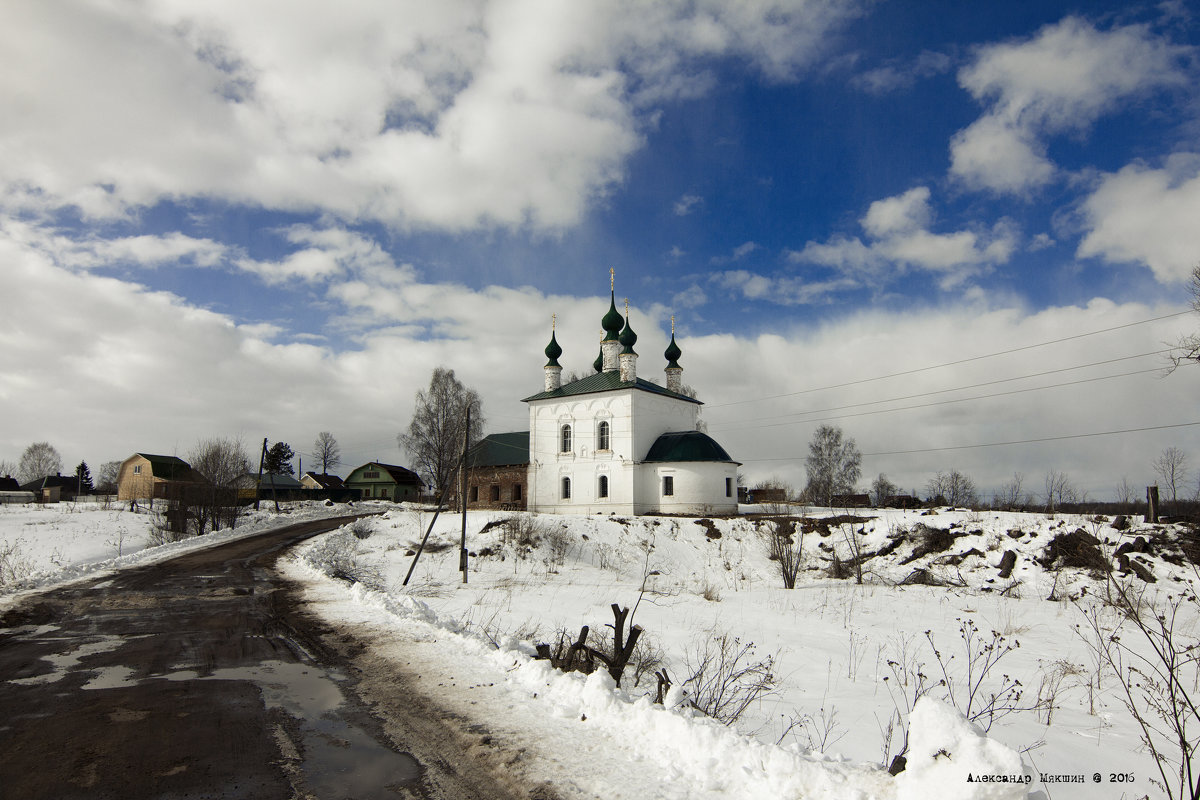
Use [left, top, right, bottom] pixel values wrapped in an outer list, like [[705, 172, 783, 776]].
[[284, 504, 1200, 800]]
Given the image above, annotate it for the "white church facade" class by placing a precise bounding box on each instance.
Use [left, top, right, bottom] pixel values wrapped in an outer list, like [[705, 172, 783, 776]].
[[522, 288, 739, 516]]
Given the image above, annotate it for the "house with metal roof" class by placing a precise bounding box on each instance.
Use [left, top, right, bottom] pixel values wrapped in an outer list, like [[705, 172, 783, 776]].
[[116, 453, 202, 503], [344, 462, 424, 502], [520, 277, 739, 515], [461, 432, 530, 510]]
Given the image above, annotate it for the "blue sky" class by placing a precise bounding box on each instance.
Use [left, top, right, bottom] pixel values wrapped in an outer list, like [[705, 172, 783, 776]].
[[2, 0, 1199, 499]]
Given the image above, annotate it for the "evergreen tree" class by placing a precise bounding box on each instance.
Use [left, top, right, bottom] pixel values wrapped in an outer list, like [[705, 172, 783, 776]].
[[74, 461, 94, 493], [264, 442, 296, 476]]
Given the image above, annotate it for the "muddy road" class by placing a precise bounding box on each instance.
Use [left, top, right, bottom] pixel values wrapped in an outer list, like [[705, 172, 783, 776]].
[[0, 515, 533, 800]]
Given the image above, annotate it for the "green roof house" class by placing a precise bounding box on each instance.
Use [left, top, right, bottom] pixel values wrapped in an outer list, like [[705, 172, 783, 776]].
[[344, 462, 424, 502]]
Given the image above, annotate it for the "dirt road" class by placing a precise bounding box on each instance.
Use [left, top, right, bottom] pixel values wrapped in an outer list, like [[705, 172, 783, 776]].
[[0, 515, 533, 800]]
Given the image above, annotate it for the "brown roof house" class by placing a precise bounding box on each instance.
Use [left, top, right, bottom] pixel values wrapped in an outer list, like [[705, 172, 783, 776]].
[[117, 454, 201, 503], [300, 472, 346, 491], [344, 462, 423, 502]]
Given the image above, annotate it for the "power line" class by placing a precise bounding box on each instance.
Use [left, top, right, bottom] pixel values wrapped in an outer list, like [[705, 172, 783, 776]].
[[710, 309, 1192, 409], [710, 363, 1192, 432], [707, 348, 1176, 422], [740, 420, 1200, 463]]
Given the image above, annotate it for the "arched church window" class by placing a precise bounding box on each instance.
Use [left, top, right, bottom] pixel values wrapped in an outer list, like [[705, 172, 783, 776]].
[[561, 477, 572, 499], [597, 421, 610, 451], [560, 424, 572, 453], [598, 475, 609, 498]]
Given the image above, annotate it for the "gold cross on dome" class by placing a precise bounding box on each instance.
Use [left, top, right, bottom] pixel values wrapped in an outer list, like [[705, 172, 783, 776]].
[[610, 267, 614, 291], [624, 298, 629, 317], [552, 312, 556, 330], [671, 314, 675, 334]]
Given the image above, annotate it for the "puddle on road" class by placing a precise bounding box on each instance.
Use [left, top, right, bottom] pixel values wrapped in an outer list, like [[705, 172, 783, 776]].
[[5, 635, 126, 686], [184, 660, 421, 798]]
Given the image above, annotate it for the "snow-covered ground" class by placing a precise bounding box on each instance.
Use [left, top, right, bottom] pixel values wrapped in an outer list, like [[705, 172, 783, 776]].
[[284, 505, 1199, 800], [5, 499, 1196, 799]]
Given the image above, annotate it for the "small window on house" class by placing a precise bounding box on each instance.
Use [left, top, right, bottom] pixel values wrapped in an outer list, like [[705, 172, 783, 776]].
[[364, 470, 380, 479], [597, 421, 610, 451], [561, 477, 571, 499], [561, 424, 572, 453], [598, 475, 609, 498], [512, 484, 522, 501], [490, 485, 500, 502], [663, 476, 674, 496], [470, 486, 478, 502], [725, 477, 732, 497], [133, 465, 141, 475]]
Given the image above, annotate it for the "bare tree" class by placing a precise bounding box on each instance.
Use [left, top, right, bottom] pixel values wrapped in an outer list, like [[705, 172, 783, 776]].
[[870, 473, 898, 507], [17, 442, 62, 484], [1043, 469, 1077, 513], [397, 367, 484, 499], [311, 431, 341, 474], [926, 470, 977, 508], [1153, 447, 1190, 506], [96, 461, 122, 494], [804, 425, 862, 508], [1168, 263, 1200, 371], [1115, 475, 1136, 506], [0, 459, 17, 479], [992, 472, 1025, 511], [188, 437, 250, 534]]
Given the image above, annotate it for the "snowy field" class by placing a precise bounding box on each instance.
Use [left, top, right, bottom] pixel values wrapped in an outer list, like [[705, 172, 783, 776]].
[[4, 499, 1197, 799], [285, 505, 1200, 800]]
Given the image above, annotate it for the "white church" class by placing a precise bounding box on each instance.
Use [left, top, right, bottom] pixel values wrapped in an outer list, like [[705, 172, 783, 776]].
[[520, 285, 740, 515]]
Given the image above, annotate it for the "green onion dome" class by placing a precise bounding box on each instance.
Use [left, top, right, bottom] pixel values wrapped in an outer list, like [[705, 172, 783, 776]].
[[601, 293, 623, 342], [593, 349, 603, 373], [619, 315, 638, 354], [544, 331, 562, 367], [664, 333, 682, 369]]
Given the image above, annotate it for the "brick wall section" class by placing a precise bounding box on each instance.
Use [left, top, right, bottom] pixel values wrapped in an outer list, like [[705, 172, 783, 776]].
[[459, 465, 527, 510]]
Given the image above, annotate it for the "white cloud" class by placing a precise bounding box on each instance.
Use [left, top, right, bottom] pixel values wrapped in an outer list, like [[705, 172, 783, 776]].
[[0, 218, 229, 271], [673, 194, 703, 216], [792, 186, 1017, 288], [1077, 154, 1200, 283], [673, 284, 707, 308], [950, 16, 1188, 194], [852, 49, 952, 94], [1, 219, 1195, 500], [711, 270, 856, 305], [0, 0, 860, 231]]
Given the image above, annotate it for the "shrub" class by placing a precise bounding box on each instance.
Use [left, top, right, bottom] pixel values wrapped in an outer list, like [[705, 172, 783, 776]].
[[305, 531, 385, 591]]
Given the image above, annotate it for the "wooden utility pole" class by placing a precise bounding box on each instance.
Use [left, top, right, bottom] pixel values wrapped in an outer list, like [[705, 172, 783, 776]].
[[460, 406, 470, 583], [1147, 485, 1159, 524], [254, 438, 267, 511]]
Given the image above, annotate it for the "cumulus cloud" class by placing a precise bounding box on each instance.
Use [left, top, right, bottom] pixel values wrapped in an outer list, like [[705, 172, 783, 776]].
[[1, 216, 1195, 499], [0, 0, 860, 231], [950, 16, 1188, 194], [1077, 154, 1200, 283], [791, 186, 1018, 288]]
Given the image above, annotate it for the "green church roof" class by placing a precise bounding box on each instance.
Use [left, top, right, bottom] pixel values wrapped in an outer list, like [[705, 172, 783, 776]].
[[523, 371, 701, 404], [468, 432, 530, 467], [643, 431, 737, 464]]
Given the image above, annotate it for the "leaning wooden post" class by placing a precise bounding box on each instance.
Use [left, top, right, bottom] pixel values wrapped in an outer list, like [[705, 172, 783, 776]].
[[254, 437, 267, 511], [460, 406, 471, 583]]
